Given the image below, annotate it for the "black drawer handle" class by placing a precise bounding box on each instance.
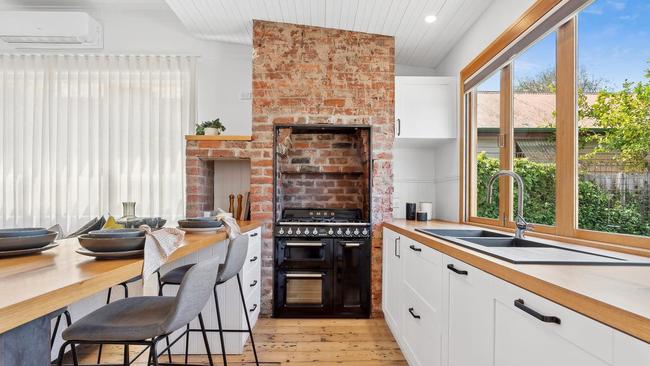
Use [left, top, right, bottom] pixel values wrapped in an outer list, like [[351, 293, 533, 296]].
[[514, 299, 561, 324], [408, 307, 421, 319], [249, 256, 258, 262], [447, 264, 468, 275], [409, 245, 422, 252], [249, 280, 258, 287], [250, 232, 258, 237], [249, 304, 258, 313]]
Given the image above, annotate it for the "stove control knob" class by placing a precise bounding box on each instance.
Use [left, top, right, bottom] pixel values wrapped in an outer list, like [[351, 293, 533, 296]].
[[287, 228, 293, 235], [296, 228, 301, 235], [345, 228, 351, 236], [312, 228, 318, 235], [353, 228, 359, 236], [362, 228, 368, 236], [328, 228, 334, 235], [278, 227, 284, 235], [336, 228, 343, 236]]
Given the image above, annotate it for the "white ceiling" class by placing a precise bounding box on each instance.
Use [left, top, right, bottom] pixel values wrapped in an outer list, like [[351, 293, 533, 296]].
[[164, 0, 492, 69], [0, 0, 492, 69]]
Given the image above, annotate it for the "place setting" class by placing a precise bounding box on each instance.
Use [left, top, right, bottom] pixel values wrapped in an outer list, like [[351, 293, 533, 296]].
[[177, 217, 224, 233], [0, 227, 59, 257], [75, 228, 146, 259]]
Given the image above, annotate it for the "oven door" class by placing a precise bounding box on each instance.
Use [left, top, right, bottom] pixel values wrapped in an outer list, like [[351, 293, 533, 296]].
[[276, 238, 332, 269], [333, 239, 371, 317], [274, 270, 332, 316]]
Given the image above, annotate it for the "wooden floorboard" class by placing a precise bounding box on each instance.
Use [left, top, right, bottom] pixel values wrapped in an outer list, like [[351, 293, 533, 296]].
[[65, 317, 406, 365]]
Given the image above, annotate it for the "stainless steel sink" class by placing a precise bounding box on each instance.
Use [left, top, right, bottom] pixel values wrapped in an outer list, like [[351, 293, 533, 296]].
[[416, 228, 650, 266]]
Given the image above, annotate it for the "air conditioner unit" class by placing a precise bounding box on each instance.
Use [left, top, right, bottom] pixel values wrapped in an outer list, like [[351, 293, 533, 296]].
[[0, 11, 102, 49]]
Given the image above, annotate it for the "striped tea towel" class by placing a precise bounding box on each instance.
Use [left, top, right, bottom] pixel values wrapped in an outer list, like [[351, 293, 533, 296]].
[[140, 225, 185, 293]]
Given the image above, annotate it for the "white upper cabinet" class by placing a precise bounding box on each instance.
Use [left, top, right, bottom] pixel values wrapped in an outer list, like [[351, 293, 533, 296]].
[[395, 76, 457, 140]]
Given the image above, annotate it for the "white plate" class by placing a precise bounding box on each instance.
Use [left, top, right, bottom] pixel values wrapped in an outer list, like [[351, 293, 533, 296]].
[[178, 226, 222, 233], [0, 243, 58, 257], [75, 248, 144, 259]]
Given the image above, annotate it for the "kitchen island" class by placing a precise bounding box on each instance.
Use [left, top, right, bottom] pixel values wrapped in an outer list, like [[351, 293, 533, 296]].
[[0, 221, 261, 366]]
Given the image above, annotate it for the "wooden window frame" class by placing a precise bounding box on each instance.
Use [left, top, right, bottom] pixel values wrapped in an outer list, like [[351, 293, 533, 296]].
[[459, 0, 650, 254]]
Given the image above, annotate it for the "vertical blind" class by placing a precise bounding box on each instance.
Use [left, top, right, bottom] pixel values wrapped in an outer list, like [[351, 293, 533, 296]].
[[0, 54, 196, 231]]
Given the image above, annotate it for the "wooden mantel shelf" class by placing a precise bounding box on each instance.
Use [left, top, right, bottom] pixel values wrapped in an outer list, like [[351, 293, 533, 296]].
[[185, 135, 252, 141]]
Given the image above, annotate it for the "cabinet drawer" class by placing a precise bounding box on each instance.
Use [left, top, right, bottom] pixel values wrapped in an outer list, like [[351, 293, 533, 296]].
[[244, 279, 261, 329], [400, 284, 442, 366], [493, 280, 614, 364], [243, 232, 261, 272], [403, 238, 442, 309], [242, 260, 261, 299]]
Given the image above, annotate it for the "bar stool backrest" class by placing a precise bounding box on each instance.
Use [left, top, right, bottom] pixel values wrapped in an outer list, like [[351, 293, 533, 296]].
[[161, 256, 220, 334], [216, 234, 249, 284]]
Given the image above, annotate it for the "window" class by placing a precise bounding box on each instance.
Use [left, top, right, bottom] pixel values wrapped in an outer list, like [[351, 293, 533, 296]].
[[462, 0, 650, 248], [473, 72, 501, 221], [512, 31, 557, 226], [577, 0, 650, 237], [0, 54, 196, 231]]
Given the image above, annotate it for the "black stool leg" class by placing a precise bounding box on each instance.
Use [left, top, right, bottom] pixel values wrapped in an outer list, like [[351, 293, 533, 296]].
[[159, 283, 173, 364], [63, 311, 79, 364], [149, 341, 159, 366], [237, 274, 259, 366], [198, 313, 214, 366], [213, 285, 228, 366], [97, 287, 112, 364], [51, 314, 63, 348], [184, 323, 190, 365]]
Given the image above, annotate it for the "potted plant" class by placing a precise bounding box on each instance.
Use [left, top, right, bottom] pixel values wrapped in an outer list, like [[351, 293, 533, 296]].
[[195, 118, 226, 136]]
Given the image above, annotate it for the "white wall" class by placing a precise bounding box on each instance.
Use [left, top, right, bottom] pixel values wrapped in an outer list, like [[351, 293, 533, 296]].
[[0, 4, 253, 135], [392, 145, 436, 219], [396, 63, 437, 76], [431, 0, 535, 221]]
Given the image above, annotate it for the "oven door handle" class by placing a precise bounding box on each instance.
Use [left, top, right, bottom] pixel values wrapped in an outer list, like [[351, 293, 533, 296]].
[[340, 242, 362, 247], [285, 242, 324, 247], [285, 273, 324, 278]]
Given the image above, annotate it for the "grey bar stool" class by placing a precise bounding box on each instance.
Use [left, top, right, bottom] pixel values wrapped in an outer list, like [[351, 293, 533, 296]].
[[158, 235, 259, 366], [55, 257, 221, 366]]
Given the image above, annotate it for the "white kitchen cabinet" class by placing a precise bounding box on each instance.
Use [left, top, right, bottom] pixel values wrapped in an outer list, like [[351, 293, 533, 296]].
[[382, 228, 403, 336], [400, 237, 443, 366], [381, 228, 650, 366], [395, 76, 457, 140], [443, 255, 494, 366]]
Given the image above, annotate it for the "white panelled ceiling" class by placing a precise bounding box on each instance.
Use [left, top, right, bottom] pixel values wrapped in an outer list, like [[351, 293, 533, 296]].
[[164, 0, 492, 68]]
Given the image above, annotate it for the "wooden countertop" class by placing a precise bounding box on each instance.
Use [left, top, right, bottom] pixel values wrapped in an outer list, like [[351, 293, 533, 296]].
[[0, 221, 261, 334], [384, 220, 650, 344]]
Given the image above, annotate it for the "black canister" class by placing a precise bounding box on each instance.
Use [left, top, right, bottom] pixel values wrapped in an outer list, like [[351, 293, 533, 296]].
[[406, 202, 417, 220], [416, 211, 428, 221]]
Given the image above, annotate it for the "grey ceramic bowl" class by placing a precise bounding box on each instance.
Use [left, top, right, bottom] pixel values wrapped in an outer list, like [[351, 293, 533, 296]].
[[87, 229, 145, 238], [178, 219, 223, 229], [78, 235, 146, 252], [0, 227, 49, 238], [0, 231, 57, 251]]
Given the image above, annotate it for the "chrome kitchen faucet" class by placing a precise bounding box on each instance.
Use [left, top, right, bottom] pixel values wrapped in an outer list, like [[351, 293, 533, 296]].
[[487, 170, 533, 239]]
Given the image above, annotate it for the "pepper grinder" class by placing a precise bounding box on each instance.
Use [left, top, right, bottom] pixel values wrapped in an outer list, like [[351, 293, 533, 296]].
[[236, 194, 243, 220], [228, 194, 235, 214]]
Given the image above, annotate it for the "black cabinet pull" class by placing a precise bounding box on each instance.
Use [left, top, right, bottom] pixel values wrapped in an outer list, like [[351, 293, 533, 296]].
[[409, 244, 422, 252], [250, 232, 259, 237], [249, 256, 258, 262], [446, 264, 468, 275], [514, 299, 561, 324], [249, 280, 258, 287], [408, 307, 421, 319], [394, 237, 400, 258], [397, 118, 401, 136], [249, 304, 258, 312]]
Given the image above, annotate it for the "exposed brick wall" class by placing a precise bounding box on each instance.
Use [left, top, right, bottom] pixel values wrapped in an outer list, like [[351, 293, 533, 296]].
[[276, 129, 370, 219], [186, 20, 394, 317], [254, 21, 394, 317]]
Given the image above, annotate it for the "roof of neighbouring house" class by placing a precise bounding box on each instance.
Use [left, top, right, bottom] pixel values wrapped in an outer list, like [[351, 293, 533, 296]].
[[476, 92, 598, 128]]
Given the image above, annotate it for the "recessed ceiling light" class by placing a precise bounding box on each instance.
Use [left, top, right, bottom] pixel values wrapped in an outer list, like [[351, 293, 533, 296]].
[[424, 15, 437, 23]]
